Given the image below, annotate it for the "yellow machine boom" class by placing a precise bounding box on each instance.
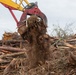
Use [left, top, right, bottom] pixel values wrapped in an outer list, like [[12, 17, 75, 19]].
[[0, 0, 30, 11]]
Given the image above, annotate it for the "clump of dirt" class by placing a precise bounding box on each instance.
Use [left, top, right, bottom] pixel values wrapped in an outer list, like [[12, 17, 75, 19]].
[[25, 16, 51, 68]]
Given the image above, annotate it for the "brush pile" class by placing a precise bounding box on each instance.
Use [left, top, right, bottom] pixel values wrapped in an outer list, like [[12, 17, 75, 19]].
[[0, 16, 76, 75]]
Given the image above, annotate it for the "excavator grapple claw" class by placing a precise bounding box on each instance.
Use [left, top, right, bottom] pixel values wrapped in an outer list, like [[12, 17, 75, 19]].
[[17, 3, 47, 38]]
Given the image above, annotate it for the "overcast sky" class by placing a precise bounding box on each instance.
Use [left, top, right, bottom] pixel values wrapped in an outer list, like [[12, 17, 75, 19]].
[[0, 0, 76, 39]]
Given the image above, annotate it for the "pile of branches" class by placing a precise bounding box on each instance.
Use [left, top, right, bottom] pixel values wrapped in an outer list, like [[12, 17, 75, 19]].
[[0, 32, 29, 75], [0, 16, 76, 75], [0, 34, 76, 75]]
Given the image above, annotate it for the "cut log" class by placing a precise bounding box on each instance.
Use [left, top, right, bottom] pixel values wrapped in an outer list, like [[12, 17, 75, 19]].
[[66, 39, 76, 42], [68, 52, 76, 65], [0, 46, 27, 52], [0, 65, 7, 69], [0, 52, 26, 59], [0, 40, 28, 43], [63, 42, 76, 49], [1, 50, 11, 54], [0, 59, 10, 64], [3, 59, 16, 75]]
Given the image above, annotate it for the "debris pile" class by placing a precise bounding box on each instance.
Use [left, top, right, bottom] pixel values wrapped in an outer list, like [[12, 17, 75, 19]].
[[0, 16, 76, 75]]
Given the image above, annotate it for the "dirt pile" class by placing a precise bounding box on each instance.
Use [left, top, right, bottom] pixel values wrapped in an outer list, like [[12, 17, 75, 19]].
[[0, 16, 76, 75]]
